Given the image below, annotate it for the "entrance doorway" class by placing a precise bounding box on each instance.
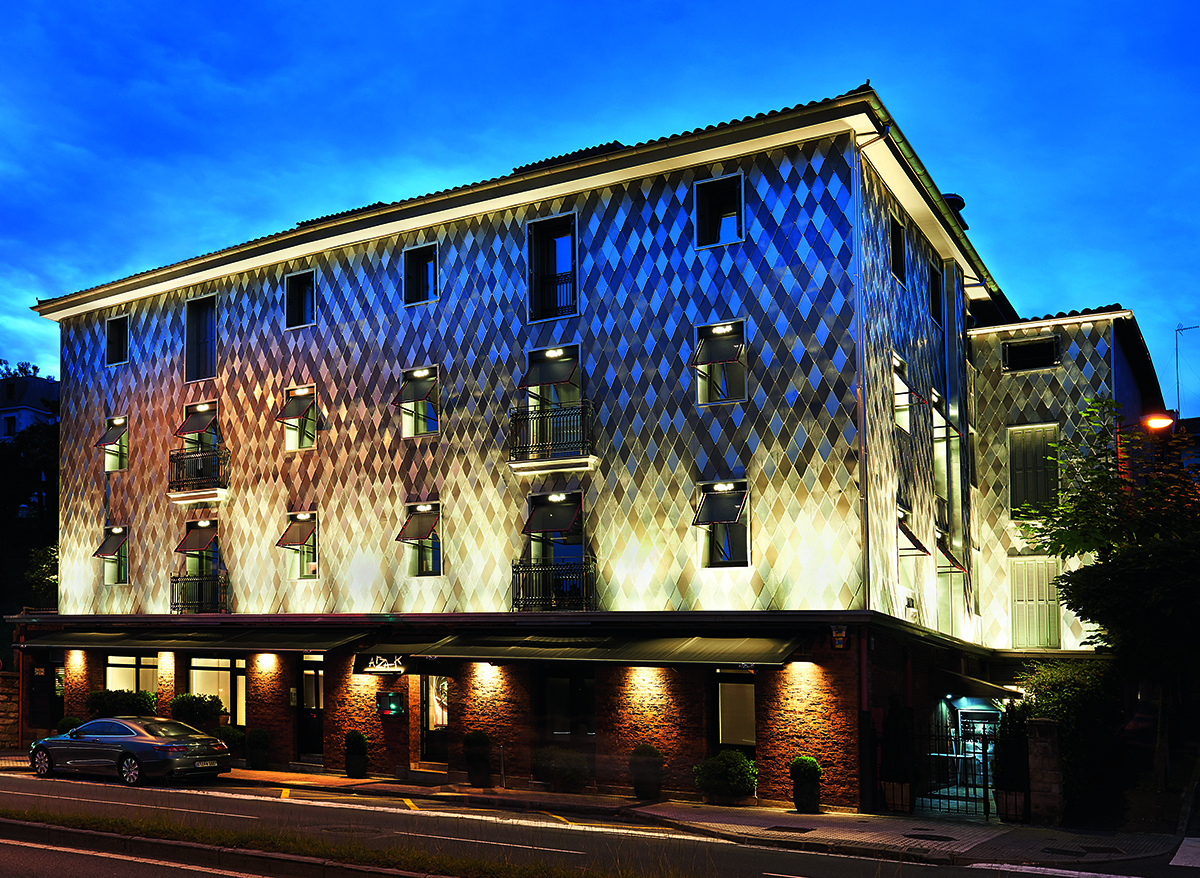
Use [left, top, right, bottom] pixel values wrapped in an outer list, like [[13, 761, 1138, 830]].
[[420, 674, 448, 763], [536, 667, 595, 773], [297, 655, 324, 762]]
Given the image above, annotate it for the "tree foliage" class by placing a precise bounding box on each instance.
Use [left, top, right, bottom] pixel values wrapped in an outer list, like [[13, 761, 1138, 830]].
[[0, 360, 41, 378]]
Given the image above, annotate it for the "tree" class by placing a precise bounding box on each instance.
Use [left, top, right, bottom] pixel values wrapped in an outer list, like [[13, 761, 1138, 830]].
[[0, 360, 41, 378], [1020, 398, 1200, 790]]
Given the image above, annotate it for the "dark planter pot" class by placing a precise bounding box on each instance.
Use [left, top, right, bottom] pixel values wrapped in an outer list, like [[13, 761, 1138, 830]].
[[345, 752, 368, 778], [465, 746, 491, 788], [792, 781, 819, 813], [632, 776, 662, 800], [248, 748, 269, 771]]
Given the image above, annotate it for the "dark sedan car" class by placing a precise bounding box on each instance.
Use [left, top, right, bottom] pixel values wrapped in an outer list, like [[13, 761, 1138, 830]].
[[30, 716, 230, 786]]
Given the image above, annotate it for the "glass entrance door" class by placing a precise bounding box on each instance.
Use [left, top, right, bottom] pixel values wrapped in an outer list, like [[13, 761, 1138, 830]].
[[420, 675, 448, 763], [297, 656, 324, 761]]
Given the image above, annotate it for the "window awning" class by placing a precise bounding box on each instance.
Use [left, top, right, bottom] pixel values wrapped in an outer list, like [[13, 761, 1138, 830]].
[[275, 396, 314, 423], [93, 530, 129, 558], [898, 519, 929, 556], [17, 627, 371, 654], [519, 358, 578, 389], [935, 669, 1020, 701], [400, 633, 807, 667], [392, 376, 437, 408], [175, 527, 217, 554], [174, 411, 217, 437], [276, 519, 316, 548], [94, 422, 128, 448], [689, 336, 743, 368], [937, 539, 966, 573], [523, 497, 581, 534], [397, 510, 439, 543], [692, 489, 747, 526]]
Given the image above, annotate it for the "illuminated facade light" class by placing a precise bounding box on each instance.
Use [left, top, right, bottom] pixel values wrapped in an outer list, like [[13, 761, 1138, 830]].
[[412, 368, 430, 378], [548, 493, 567, 502], [714, 482, 734, 492], [545, 348, 564, 358], [711, 324, 732, 335]]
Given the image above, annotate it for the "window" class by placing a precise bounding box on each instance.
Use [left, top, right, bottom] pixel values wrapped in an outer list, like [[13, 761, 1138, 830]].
[[523, 491, 584, 564], [527, 214, 576, 321], [1009, 424, 1058, 516], [693, 480, 749, 568], [1010, 556, 1061, 648], [889, 214, 906, 284], [691, 322, 746, 404], [3, 416, 15, 437], [397, 501, 441, 576], [393, 366, 439, 437], [106, 655, 157, 694], [277, 512, 318, 579], [893, 355, 913, 433], [185, 295, 217, 382], [106, 315, 129, 366], [694, 174, 743, 247], [189, 657, 246, 724], [1003, 335, 1061, 372], [276, 386, 317, 451], [175, 519, 219, 575], [96, 416, 128, 472], [94, 525, 130, 585], [928, 263, 944, 329], [175, 402, 220, 453], [716, 669, 755, 746], [404, 244, 438, 306], [285, 270, 316, 329]]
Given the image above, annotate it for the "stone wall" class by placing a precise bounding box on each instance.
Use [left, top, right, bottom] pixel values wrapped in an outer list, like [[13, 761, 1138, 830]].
[[0, 672, 18, 746]]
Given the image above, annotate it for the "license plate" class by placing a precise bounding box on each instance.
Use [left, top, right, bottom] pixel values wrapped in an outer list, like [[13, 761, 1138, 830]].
[[195, 760, 218, 768]]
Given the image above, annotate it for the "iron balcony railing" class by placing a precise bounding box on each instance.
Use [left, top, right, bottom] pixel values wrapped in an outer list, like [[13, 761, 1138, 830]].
[[512, 555, 597, 611], [509, 400, 594, 463], [170, 572, 230, 614], [168, 446, 231, 493], [533, 271, 576, 319]]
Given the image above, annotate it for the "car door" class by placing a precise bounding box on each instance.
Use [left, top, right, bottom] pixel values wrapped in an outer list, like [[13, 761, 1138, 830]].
[[97, 721, 138, 774], [61, 721, 114, 771]]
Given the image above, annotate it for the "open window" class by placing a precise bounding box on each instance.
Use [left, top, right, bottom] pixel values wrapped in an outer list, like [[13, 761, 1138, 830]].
[[284, 269, 316, 329], [106, 315, 129, 366], [94, 525, 130, 585], [892, 355, 924, 433], [393, 367, 439, 437], [403, 243, 438, 306], [520, 346, 580, 408], [693, 480, 749, 568], [396, 501, 441, 577], [276, 385, 317, 451], [96, 416, 128, 472], [896, 507, 927, 623], [691, 322, 746, 404], [694, 174, 743, 248], [175, 402, 220, 452], [523, 491, 584, 564], [527, 214, 577, 321], [277, 512, 318, 580]]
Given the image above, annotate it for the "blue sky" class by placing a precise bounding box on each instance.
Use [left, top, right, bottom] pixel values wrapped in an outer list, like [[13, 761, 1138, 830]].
[[3, 2, 1199, 413]]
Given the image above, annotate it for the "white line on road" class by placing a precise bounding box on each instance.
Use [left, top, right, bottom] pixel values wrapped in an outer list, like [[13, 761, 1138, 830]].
[[966, 865, 1142, 878], [397, 830, 583, 855], [0, 839, 274, 877], [0, 788, 260, 819]]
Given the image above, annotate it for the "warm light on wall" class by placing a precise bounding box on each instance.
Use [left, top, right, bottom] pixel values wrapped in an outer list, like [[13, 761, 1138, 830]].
[[471, 661, 504, 700], [254, 653, 278, 672], [67, 650, 84, 673], [627, 666, 667, 701]]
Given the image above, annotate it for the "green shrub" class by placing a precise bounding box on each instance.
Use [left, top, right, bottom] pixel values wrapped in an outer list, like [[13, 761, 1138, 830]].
[[169, 693, 225, 730], [56, 716, 82, 734], [246, 728, 270, 751], [210, 725, 245, 756], [693, 750, 757, 797], [532, 746, 591, 792], [788, 755, 821, 784], [85, 689, 157, 717], [345, 730, 368, 756]]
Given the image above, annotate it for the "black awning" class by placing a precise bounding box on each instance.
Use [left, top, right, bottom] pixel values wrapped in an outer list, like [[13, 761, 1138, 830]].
[[392, 376, 437, 407], [93, 530, 129, 558], [523, 498, 582, 534], [276, 519, 317, 548], [354, 640, 449, 673], [275, 395, 315, 423], [689, 336, 743, 368], [413, 633, 806, 666], [397, 511, 439, 543], [898, 519, 929, 556], [174, 410, 217, 437], [937, 540, 966, 573], [18, 627, 370, 654], [519, 358, 578, 389], [175, 527, 217, 554], [692, 489, 747, 526], [94, 422, 128, 448], [936, 669, 1019, 701]]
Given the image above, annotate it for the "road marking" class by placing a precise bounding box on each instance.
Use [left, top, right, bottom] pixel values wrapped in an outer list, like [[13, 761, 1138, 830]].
[[966, 865, 1142, 878], [541, 811, 572, 825], [0, 788, 259, 819], [403, 798, 418, 810], [279, 788, 289, 798], [399, 830, 583, 855], [0, 838, 272, 876], [1171, 838, 1200, 867]]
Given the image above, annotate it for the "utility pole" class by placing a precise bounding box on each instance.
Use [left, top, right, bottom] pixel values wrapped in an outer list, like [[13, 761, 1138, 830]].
[[1177, 323, 1200, 417]]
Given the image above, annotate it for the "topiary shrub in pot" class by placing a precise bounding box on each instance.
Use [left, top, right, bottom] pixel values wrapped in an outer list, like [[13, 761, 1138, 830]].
[[169, 693, 225, 731], [629, 743, 664, 800], [788, 755, 821, 813], [463, 730, 492, 788], [345, 730, 369, 778], [692, 750, 757, 804], [246, 727, 270, 770]]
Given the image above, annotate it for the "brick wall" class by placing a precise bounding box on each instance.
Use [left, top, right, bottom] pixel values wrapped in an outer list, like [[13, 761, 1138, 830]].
[[246, 653, 297, 766], [755, 643, 861, 808], [0, 671, 18, 746], [63, 650, 103, 720], [450, 662, 534, 781], [157, 651, 177, 715], [323, 651, 411, 775]]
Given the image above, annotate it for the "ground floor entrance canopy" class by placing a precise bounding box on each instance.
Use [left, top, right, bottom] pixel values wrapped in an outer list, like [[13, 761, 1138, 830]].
[[17, 627, 371, 654]]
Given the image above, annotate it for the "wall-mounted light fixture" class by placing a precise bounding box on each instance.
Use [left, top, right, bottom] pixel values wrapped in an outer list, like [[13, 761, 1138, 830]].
[[714, 482, 734, 492], [412, 368, 430, 378], [545, 348, 564, 358], [712, 324, 733, 335], [548, 493, 566, 502], [196, 519, 211, 527]]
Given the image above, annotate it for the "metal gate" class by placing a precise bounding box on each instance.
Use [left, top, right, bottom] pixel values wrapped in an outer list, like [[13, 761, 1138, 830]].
[[913, 717, 997, 817]]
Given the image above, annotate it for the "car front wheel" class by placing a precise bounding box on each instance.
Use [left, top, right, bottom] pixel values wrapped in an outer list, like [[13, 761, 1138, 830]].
[[32, 748, 53, 778], [118, 754, 142, 787]]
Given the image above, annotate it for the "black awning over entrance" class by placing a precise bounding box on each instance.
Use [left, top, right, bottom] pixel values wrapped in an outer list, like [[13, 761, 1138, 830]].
[[17, 627, 371, 654]]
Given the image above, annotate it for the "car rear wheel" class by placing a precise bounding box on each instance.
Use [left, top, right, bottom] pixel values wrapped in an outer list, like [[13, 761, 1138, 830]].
[[32, 748, 53, 778], [118, 754, 143, 787]]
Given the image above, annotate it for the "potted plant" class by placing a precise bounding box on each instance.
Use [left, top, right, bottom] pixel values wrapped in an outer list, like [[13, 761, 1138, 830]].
[[246, 727, 270, 770], [992, 700, 1030, 822], [345, 730, 369, 778], [629, 743, 664, 800], [533, 746, 591, 792], [692, 750, 757, 805], [463, 730, 492, 788], [788, 755, 821, 813]]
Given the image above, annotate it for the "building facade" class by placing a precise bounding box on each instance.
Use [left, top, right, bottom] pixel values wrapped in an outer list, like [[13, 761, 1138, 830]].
[[11, 85, 1164, 809]]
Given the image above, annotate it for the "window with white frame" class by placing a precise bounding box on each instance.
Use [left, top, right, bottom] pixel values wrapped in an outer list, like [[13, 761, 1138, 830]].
[[393, 366, 440, 437], [692, 480, 749, 568], [285, 269, 316, 329], [1010, 556, 1061, 648], [396, 501, 441, 576], [277, 512, 318, 580], [691, 321, 746, 404], [96, 416, 129, 472], [276, 385, 318, 451], [94, 525, 130, 585], [694, 173, 743, 248], [106, 655, 157, 694]]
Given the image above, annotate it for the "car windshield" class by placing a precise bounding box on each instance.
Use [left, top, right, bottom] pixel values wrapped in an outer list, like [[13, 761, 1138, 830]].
[[140, 721, 204, 738]]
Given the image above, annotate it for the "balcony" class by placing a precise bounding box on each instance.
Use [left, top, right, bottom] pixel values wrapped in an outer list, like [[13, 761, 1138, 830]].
[[167, 446, 231, 505], [508, 401, 599, 474], [512, 555, 597, 611], [170, 572, 230, 614], [533, 271, 576, 320]]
